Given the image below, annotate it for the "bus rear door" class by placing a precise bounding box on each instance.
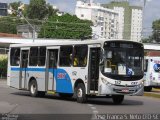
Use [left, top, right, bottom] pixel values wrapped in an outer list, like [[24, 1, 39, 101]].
[[46, 49, 58, 91], [20, 49, 29, 89]]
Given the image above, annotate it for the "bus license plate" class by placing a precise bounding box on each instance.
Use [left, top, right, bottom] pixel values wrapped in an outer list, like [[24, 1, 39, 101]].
[[122, 88, 129, 93]]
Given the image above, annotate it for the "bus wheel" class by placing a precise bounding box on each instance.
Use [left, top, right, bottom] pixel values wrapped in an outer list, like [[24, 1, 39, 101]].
[[144, 86, 152, 92], [75, 83, 87, 103], [112, 95, 124, 105], [29, 80, 38, 97]]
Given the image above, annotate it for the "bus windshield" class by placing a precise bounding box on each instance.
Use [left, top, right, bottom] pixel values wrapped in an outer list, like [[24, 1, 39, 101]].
[[101, 41, 144, 81]]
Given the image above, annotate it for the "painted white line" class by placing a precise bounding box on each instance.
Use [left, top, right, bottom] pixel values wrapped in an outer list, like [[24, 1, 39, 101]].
[[93, 110, 99, 114], [91, 107, 96, 110], [88, 104, 99, 120], [88, 104, 93, 107]]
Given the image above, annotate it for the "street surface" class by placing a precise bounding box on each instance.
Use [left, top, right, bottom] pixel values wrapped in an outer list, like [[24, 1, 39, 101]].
[[0, 80, 160, 120]]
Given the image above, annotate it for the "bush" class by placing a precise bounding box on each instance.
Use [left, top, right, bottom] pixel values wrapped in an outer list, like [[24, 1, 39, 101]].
[[0, 55, 8, 78]]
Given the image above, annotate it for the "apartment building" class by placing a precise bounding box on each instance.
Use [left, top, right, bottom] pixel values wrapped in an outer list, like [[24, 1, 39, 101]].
[[75, 1, 119, 39], [103, 1, 143, 42]]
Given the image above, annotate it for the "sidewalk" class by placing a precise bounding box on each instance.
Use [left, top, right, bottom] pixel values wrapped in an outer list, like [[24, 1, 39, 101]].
[[0, 78, 7, 81], [144, 88, 160, 99]]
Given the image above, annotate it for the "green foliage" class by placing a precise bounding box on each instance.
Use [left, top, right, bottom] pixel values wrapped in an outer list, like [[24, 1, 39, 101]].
[[0, 17, 22, 34], [39, 14, 92, 39], [10, 1, 22, 10], [141, 37, 152, 43], [27, 0, 48, 20], [0, 16, 43, 34], [47, 4, 58, 17], [0, 56, 8, 78], [152, 19, 160, 43]]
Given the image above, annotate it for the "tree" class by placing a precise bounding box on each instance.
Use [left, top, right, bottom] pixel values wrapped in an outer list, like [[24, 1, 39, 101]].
[[9, 1, 28, 17], [27, 0, 48, 20], [0, 55, 8, 78], [141, 37, 152, 43], [152, 19, 160, 43], [10, 1, 22, 10], [0, 16, 42, 34], [0, 17, 21, 34], [38, 14, 92, 39], [9, 1, 22, 16], [46, 4, 58, 17]]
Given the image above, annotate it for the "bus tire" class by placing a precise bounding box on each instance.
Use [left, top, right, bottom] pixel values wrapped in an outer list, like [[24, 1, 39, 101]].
[[29, 80, 38, 97], [144, 86, 152, 92], [112, 95, 124, 105], [76, 83, 87, 103]]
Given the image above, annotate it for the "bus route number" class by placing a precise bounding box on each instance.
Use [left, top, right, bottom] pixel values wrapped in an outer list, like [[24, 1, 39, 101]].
[[115, 80, 121, 85]]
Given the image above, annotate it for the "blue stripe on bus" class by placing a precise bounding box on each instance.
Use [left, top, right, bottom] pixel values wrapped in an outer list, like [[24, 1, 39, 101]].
[[11, 67, 45, 72], [11, 67, 73, 93]]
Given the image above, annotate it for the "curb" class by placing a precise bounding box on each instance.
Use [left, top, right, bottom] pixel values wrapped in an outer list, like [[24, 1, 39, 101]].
[[144, 92, 160, 99]]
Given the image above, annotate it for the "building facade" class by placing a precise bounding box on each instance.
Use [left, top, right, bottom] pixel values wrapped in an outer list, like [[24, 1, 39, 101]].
[[75, 1, 119, 39], [17, 25, 41, 39], [0, 3, 8, 16], [103, 1, 142, 42]]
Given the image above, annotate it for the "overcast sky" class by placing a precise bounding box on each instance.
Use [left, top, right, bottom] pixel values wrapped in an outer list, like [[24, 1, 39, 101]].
[[1, 0, 160, 33]]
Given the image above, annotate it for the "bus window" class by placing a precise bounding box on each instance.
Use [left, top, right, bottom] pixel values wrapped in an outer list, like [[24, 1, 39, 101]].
[[29, 47, 38, 66], [73, 45, 88, 67], [38, 47, 46, 66], [59, 46, 73, 67], [144, 59, 148, 72], [10, 48, 20, 66]]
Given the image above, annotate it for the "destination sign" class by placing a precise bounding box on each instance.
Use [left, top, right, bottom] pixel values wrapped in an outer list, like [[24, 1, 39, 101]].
[[104, 41, 143, 49]]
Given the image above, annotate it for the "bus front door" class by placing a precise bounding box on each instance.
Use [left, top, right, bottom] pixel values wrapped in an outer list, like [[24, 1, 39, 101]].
[[88, 48, 100, 92], [46, 49, 58, 91], [20, 50, 29, 89]]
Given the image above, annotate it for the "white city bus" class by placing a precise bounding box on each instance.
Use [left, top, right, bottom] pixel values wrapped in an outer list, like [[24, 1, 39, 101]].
[[144, 44, 160, 92], [7, 39, 144, 104]]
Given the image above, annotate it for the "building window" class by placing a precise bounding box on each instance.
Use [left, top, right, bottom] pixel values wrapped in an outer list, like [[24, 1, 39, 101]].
[[101, 27, 104, 31], [81, 14, 84, 17]]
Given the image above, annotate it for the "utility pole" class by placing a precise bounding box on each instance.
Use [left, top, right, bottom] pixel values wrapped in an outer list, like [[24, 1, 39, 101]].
[[18, 4, 36, 42]]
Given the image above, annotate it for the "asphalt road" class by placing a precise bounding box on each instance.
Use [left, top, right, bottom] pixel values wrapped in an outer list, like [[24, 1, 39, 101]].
[[0, 80, 160, 120]]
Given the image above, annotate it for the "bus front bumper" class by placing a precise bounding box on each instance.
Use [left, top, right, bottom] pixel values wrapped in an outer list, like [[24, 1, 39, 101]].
[[149, 81, 160, 87], [99, 83, 144, 96]]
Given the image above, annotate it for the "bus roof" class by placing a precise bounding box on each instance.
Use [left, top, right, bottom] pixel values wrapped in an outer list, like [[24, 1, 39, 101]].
[[10, 39, 142, 48], [144, 43, 160, 51]]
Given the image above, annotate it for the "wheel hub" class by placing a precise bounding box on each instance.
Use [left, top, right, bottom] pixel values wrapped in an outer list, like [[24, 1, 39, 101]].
[[31, 84, 36, 94], [77, 88, 83, 98]]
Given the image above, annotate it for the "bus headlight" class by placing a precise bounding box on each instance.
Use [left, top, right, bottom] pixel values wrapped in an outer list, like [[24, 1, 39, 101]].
[[101, 77, 111, 85], [101, 77, 107, 84], [137, 82, 144, 88]]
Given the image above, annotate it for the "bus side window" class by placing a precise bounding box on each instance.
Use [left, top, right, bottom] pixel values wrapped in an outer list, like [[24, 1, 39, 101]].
[[73, 45, 88, 67], [59, 46, 73, 67], [144, 59, 148, 72], [38, 47, 46, 66], [10, 48, 20, 66], [29, 47, 38, 66]]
